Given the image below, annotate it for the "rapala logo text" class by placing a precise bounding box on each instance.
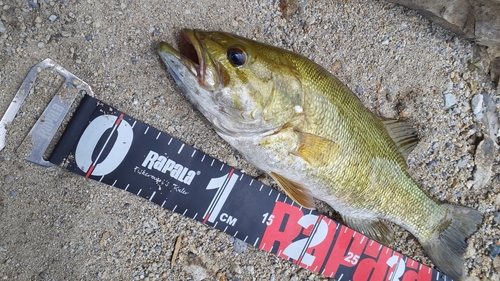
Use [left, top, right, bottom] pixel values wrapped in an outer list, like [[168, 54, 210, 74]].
[[142, 150, 196, 185]]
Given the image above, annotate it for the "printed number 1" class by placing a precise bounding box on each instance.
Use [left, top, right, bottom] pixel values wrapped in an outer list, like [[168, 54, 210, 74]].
[[262, 213, 275, 225]]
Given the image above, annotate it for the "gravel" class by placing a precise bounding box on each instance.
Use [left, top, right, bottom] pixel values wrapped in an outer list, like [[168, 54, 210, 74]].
[[0, 0, 499, 280]]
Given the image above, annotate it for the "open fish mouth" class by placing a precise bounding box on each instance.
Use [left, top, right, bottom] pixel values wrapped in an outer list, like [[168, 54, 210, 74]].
[[157, 29, 204, 84]]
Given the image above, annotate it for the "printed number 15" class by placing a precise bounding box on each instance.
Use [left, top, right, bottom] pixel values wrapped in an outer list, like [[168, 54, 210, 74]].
[[262, 213, 275, 225]]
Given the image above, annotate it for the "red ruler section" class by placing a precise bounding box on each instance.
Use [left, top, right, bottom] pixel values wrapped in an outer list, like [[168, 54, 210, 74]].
[[49, 95, 451, 281]]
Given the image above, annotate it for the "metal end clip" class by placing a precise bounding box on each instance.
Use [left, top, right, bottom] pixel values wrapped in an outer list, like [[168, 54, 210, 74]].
[[0, 58, 94, 166]]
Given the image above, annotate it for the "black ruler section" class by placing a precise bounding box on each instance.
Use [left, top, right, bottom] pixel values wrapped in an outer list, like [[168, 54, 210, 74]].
[[49, 95, 451, 281]]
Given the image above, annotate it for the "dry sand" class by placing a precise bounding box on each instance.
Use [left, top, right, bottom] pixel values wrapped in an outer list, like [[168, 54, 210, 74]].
[[1, 0, 499, 280]]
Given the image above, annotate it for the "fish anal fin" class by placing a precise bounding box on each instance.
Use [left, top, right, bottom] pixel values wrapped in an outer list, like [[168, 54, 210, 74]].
[[342, 214, 393, 245], [379, 117, 418, 159], [293, 131, 339, 166], [269, 172, 315, 209]]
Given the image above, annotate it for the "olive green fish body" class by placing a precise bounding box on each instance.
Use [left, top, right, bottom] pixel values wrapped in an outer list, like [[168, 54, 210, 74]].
[[158, 30, 482, 280]]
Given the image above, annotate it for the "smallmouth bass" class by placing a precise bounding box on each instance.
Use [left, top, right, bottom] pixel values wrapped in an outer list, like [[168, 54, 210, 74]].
[[157, 29, 482, 280]]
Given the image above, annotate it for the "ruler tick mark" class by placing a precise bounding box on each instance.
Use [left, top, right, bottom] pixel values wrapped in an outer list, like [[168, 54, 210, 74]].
[[144, 126, 149, 134], [172, 205, 177, 212], [149, 191, 156, 201], [214, 221, 218, 228], [360, 236, 364, 244], [111, 179, 117, 187], [244, 236, 248, 242], [220, 163, 224, 171], [137, 189, 142, 196], [182, 209, 188, 216], [99, 175, 104, 182], [268, 189, 272, 196], [210, 159, 215, 166], [131, 120, 137, 128], [156, 132, 161, 139], [233, 231, 238, 237], [223, 226, 228, 232], [201, 155, 205, 162], [191, 150, 196, 157], [161, 200, 166, 208], [253, 237, 259, 247], [338, 274, 343, 281], [193, 213, 198, 220], [275, 193, 279, 202], [177, 143, 185, 154], [125, 184, 130, 191], [168, 138, 172, 145]]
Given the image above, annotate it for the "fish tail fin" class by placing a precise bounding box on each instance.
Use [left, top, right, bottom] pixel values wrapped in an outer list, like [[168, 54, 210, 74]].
[[421, 204, 482, 280]]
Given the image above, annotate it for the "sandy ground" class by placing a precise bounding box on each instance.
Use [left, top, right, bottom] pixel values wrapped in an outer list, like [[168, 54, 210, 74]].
[[1, 0, 499, 280]]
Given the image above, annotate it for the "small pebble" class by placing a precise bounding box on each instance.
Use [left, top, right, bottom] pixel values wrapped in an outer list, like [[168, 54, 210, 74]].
[[37, 42, 44, 48], [443, 93, 456, 108], [10, 191, 16, 197], [457, 156, 468, 168], [489, 243, 500, 259], [4, 174, 14, 183], [471, 94, 483, 118], [493, 212, 500, 225], [233, 238, 247, 254], [28, 0, 40, 8], [355, 86, 363, 94], [49, 14, 57, 21], [0, 19, 5, 33], [85, 34, 93, 41]]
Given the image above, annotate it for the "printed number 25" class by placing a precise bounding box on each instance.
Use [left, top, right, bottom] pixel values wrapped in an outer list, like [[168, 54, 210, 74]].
[[344, 252, 360, 265]]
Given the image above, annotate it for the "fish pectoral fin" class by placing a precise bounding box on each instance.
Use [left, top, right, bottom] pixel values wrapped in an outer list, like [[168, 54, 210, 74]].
[[341, 215, 393, 245], [270, 172, 316, 209], [378, 116, 419, 159], [292, 131, 339, 166]]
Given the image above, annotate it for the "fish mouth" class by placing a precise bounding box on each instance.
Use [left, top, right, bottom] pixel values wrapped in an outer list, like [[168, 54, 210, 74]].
[[157, 29, 206, 85]]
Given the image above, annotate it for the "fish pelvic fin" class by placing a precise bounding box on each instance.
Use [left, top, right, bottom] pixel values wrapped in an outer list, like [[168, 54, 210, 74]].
[[341, 215, 393, 245], [270, 172, 316, 209], [379, 117, 418, 159], [292, 131, 339, 166], [421, 204, 482, 280]]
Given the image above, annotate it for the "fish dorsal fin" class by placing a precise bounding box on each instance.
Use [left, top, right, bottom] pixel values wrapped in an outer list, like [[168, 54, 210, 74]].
[[269, 172, 316, 209], [293, 131, 339, 166], [379, 117, 418, 159], [341, 214, 393, 245]]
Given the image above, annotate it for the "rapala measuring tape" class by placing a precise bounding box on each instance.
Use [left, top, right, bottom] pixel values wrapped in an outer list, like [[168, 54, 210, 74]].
[[0, 59, 453, 281]]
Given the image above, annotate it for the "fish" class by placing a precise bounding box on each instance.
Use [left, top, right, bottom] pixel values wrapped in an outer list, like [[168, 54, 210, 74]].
[[157, 29, 482, 280]]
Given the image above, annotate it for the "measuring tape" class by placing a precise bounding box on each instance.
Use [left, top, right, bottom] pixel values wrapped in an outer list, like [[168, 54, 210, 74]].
[[0, 59, 453, 281]]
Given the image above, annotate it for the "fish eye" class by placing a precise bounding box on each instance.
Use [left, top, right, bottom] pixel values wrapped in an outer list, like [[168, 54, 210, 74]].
[[227, 47, 247, 67]]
